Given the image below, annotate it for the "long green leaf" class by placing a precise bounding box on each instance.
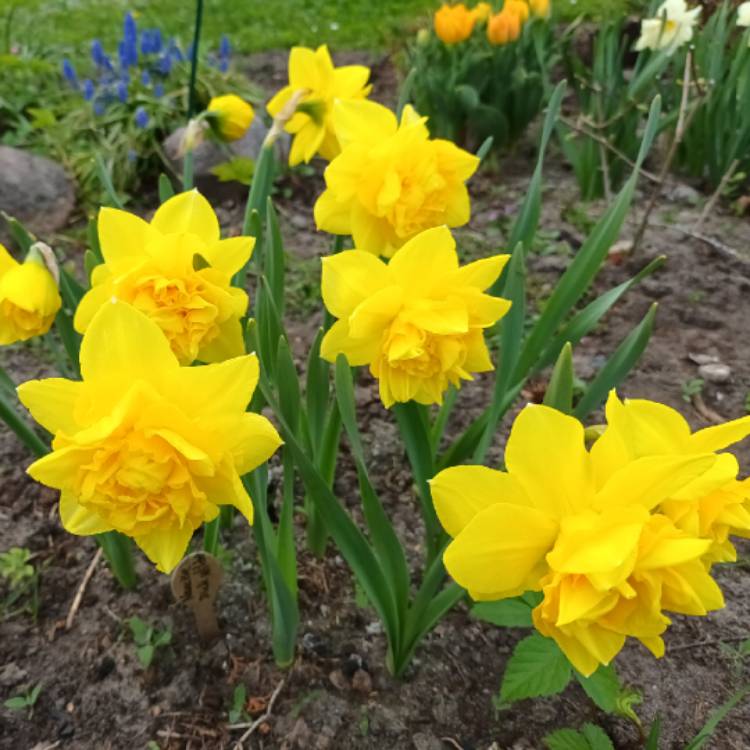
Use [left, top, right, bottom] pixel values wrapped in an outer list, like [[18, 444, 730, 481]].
[[543, 342, 574, 414], [514, 96, 661, 381], [573, 303, 657, 419], [535, 255, 665, 372]]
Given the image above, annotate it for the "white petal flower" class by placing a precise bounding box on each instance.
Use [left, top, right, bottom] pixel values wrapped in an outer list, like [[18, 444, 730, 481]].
[[635, 0, 701, 55], [738, 2, 750, 28]]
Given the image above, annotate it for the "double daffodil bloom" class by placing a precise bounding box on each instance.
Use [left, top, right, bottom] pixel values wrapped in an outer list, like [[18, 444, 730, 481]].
[[431, 395, 749, 676], [635, 0, 701, 54], [314, 100, 479, 258], [19, 301, 282, 573], [594, 392, 750, 564], [207, 94, 255, 141], [0, 244, 61, 345], [267, 45, 371, 166], [320, 226, 510, 407], [75, 190, 253, 365]]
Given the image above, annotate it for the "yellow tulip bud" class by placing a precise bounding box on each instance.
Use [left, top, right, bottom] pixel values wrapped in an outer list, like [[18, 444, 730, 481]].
[[473, 2, 493, 22], [528, 0, 551, 18], [433, 3, 477, 44], [503, 0, 530, 23], [207, 94, 255, 141], [487, 10, 521, 44], [0, 243, 61, 345]]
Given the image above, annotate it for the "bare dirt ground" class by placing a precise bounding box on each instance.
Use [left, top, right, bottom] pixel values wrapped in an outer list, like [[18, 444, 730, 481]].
[[2, 51, 750, 750]]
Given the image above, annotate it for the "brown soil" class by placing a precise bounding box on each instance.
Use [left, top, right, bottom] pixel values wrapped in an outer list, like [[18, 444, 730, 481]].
[[3, 51, 750, 750]]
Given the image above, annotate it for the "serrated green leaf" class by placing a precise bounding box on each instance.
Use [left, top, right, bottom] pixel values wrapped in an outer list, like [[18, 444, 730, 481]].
[[545, 728, 590, 750], [582, 723, 615, 750], [472, 598, 533, 628], [500, 633, 572, 704], [575, 664, 620, 714]]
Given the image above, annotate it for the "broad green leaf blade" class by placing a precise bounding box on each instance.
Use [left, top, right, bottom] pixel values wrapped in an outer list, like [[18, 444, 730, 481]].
[[258, 375, 402, 653], [305, 328, 330, 448], [475, 242, 526, 462], [515, 97, 661, 382], [573, 303, 657, 420], [265, 199, 286, 316], [275, 336, 302, 433], [543, 342, 574, 414], [2, 213, 35, 252], [500, 634, 572, 704], [471, 598, 533, 628], [535, 256, 665, 372], [574, 664, 621, 714], [581, 724, 615, 750], [158, 173, 175, 203], [544, 729, 591, 750]]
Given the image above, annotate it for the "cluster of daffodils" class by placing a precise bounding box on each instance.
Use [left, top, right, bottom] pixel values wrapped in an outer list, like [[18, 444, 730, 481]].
[[12, 192, 282, 573], [432, 393, 750, 675], [433, 0, 550, 46]]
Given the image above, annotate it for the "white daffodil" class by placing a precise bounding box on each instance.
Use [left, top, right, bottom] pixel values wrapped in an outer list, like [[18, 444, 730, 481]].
[[738, 2, 750, 28], [635, 0, 701, 54]]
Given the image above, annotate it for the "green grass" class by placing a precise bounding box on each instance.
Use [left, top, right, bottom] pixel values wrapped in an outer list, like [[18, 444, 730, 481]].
[[5, 0, 639, 59]]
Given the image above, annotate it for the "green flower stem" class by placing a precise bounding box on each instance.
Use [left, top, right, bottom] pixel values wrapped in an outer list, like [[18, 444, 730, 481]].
[[182, 150, 194, 191], [96, 531, 137, 590], [186, 0, 203, 120], [0, 388, 48, 458], [203, 517, 220, 556]]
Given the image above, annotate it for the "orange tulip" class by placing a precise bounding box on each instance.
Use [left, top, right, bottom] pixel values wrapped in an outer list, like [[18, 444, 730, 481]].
[[434, 3, 477, 43], [487, 9, 522, 44]]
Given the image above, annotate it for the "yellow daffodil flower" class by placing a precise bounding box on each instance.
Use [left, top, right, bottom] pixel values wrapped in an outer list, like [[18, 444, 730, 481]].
[[266, 45, 371, 166], [319, 226, 510, 407], [635, 0, 701, 54], [314, 100, 479, 258], [434, 3, 478, 43], [593, 391, 750, 564], [19, 301, 282, 573], [0, 244, 61, 345], [430, 395, 748, 676], [75, 190, 253, 365], [487, 9, 522, 44], [207, 94, 255, 141]]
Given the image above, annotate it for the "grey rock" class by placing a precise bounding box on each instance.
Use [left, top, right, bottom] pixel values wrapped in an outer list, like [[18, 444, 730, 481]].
[[0, 662, 28, 688], [0, 146, 75, 243], [163, 118, 290, 201], [668, 183, 702, 206], [698, 362, 731, 384]]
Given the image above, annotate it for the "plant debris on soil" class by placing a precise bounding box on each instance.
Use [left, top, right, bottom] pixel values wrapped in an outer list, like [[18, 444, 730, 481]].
[[3, 51, 750, 750]]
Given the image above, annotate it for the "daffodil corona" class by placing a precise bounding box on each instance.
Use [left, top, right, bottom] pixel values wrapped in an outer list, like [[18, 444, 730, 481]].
[[314, 101, 480, 258], [319, 226, 510, 407], [0, 244, 61, 345], [19, 302, 282, 573], [431, 393, 750, 676], [267, 45, 371, 166], [75, 190, 253, 365]]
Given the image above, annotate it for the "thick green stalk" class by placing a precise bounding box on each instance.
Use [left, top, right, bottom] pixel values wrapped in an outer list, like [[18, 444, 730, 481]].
[[203, 517, 220, 556], [96, 532, 137, 590]]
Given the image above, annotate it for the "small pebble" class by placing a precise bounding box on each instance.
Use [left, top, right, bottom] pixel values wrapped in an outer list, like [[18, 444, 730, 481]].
[[698, 363, 731, 384]]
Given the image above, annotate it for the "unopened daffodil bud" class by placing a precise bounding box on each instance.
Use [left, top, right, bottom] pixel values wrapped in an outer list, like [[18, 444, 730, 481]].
[[207, 94, 255, 141], [473, 2, 493, 22], [0, 242, 62, 345]]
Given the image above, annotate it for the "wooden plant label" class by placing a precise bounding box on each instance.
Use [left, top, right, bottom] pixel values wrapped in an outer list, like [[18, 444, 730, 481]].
[[171, 552, 223, 641]]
